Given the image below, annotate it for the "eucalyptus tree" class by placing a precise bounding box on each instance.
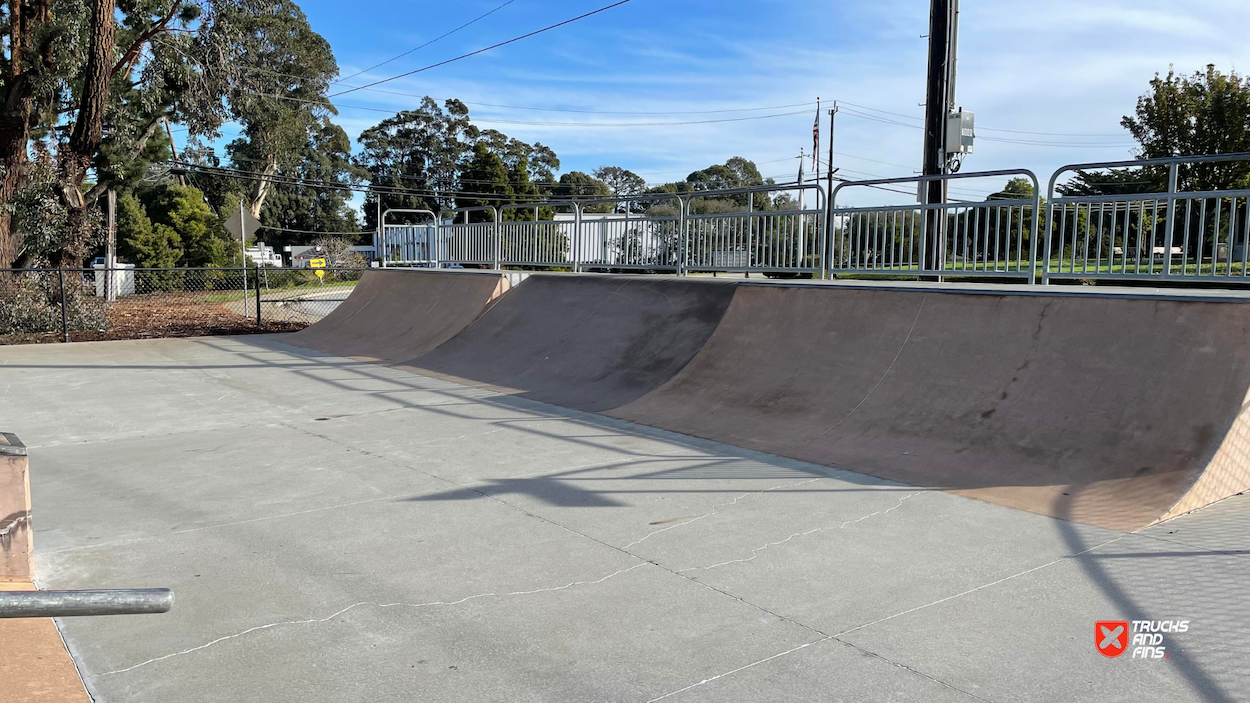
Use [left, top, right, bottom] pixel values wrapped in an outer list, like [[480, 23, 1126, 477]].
[[355, 98, 474, 228]]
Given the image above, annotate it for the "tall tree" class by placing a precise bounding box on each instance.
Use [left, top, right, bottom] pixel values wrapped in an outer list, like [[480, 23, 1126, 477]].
[[0, 0, 302, 267], [139, 183, 230, 266], [647, 157, 775, 211], [1122, 64, 1250, 192], [555, 171, 611, 212], [223, 0, 338, 219], [117, 191, 181, 267], [455, 142, 510, 223], [356, 98, 473, 228], [250, 117, 365, 246], [592, 166, 645, 213], [473, 128, 559, 192]]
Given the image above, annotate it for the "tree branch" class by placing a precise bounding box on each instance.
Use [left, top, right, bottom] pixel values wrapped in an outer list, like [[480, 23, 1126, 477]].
[[84, 112, 168, 203], [111, 0, 181, 78]]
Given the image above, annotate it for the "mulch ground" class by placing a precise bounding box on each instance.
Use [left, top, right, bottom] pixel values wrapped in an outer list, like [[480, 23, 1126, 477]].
[[0, 291, 307, 345]]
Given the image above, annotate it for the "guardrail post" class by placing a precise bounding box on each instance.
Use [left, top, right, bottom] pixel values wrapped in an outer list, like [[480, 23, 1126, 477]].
[[1027, 176, 1042, 285], [377, 197, 385, 268], [573, 202, 582, 273], [1163, 162, 1179, 276], [678, 196, 688, 276], [1043, 172, 1059, 285], [492, 207, 501, 271], [918, 183, 929, 276]]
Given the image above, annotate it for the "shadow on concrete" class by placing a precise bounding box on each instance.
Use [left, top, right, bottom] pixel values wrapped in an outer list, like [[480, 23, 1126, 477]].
[[1055, 489, 1238, 703]]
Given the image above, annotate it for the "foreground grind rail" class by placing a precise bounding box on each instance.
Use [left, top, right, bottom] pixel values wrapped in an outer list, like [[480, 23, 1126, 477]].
[[0, 588, 173, 618]]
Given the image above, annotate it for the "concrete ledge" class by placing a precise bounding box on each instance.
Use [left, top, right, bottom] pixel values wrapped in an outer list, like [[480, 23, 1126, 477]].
[[0, 432, 26, 456], [1, 432, 32, 582]]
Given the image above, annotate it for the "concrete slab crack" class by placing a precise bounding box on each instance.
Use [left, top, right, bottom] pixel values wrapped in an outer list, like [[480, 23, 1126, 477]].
[[676, 491, 925, 573], [92, 563, 647, 678], [644, 532, 1131, 703], [623, 477, 824, 550]]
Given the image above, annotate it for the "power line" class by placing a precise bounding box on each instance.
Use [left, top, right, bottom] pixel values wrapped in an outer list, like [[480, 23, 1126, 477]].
[[331, 0, 637, 97], [335, 0, 518, 85], [840, 100, 1127, 137], [468, 110, 813, 128], [367, 92, 818, 116], [254, 92, 816, 126], [258, 225, 365, 236]]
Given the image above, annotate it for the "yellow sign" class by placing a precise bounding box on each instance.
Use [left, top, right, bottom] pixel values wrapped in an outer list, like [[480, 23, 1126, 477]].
[[309, 258, 327, 268], [315, 269, 325, 279]]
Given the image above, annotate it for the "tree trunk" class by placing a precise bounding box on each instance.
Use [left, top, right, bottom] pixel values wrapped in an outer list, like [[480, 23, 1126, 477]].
[[249, 155, 277, 220], [0, 0, 52, 268], [56, 0, 117, 267]]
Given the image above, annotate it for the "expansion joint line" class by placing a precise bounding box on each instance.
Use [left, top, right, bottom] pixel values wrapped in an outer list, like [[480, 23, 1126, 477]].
[[645, 532, 1131, 702], [676, 490, 924, 573], [622, 477, 825, 550], [94, 563, 647, 677]]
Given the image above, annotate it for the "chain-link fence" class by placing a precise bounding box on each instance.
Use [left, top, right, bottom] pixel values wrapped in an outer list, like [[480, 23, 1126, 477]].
[[0, 267, 363, 345]]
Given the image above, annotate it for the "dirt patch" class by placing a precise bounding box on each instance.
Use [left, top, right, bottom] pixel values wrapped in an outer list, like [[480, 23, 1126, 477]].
[[0, 291, 307, 345]]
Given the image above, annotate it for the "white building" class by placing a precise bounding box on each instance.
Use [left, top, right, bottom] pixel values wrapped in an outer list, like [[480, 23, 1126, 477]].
[[244, 241, 284, 267]]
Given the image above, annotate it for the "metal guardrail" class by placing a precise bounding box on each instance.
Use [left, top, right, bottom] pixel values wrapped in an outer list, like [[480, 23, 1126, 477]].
[[829, 169, 1041, 281], [1044, 154, 1250, 284], [571, 192, 684, 273], [686, 184, 825, 275], [439, 206, 500, 269], [379, 208, 437, 267], [0, 588, 173, 618], [381, 184, 826, 276], [319, 153, 1250, 289], [498, 201, 580, 269]]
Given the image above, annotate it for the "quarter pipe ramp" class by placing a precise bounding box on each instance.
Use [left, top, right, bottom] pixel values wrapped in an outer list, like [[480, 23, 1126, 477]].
[[286, 269, 511, 363], [287, 271, 1250, 531]]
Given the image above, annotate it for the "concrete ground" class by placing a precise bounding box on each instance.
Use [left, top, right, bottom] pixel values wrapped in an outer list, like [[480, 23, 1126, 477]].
[[1, 335, 1247, 702]]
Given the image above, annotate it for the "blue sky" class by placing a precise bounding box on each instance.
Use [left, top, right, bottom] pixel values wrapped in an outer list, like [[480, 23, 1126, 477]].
[[214, 0, 1250, 207]]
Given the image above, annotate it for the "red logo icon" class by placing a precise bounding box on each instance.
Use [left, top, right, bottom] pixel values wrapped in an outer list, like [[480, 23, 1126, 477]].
[[1097, 621, 1129, 657]]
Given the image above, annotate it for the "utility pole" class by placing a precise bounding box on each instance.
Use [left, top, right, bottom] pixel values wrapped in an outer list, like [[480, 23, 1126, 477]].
[[922, 0, 959, 271], [163, 118, 186, 187]]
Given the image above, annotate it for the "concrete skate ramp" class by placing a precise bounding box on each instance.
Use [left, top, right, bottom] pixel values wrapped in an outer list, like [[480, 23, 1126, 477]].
[[609, 284, 1250, 531], [402, 275, 737, 413], [286, 269, 510, 363]]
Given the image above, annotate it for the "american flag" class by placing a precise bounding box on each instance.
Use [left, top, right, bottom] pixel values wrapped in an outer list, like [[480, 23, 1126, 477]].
[[812, 98, 821, 174]]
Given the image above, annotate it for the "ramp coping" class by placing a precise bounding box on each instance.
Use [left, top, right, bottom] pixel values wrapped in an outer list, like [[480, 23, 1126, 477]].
[[0, 433, 26, 457]]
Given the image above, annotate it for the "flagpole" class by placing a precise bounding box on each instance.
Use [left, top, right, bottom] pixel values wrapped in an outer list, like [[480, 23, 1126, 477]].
[[814, 97, 821, 187]]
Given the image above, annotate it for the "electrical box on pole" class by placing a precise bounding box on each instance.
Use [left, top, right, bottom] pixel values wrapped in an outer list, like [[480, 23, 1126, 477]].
[[946, 110, 974, 156]]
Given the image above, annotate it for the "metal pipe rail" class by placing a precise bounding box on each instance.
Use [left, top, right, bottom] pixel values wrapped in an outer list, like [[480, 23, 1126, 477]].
[[566, 192, 685, 274], [497, 201, 581, 270], [438, 206, 500, 269], [829, 169, 1041, 282], [0, 588, 173, 618], [1044, 153, 1250, 284], [379, 208, 437, 268], [682, 183, 826, 275]]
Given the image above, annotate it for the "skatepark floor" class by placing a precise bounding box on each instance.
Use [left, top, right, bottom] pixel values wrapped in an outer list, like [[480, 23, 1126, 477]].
[[3, 335, 1248, 702]]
